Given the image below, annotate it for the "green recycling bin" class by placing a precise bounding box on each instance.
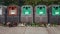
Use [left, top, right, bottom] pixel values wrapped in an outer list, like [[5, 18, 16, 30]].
[[35, 5, 48, 24], [49, 5, 60, 25], [21, 5, 33, 24]]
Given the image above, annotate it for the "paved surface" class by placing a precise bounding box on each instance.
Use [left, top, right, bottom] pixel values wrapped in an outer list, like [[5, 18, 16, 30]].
[[25, 27, 48, 34], [0, 26, 60, 34], [0, 26, 26, 34], [46, 27, 60, 34]]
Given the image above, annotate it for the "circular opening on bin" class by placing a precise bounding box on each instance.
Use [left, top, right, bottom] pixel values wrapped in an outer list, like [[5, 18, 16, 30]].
[[26, 7, 28, 9], [12, 7, 15, 10], [55, 7, 58, 10]]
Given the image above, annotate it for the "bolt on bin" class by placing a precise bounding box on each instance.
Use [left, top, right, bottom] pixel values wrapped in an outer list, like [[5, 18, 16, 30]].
[[34, 5, 48, 24], [49, 5, 60, 25], [0, 5, 6, 25], [7, 5, 19, 26], [21, 5, 33, 24]]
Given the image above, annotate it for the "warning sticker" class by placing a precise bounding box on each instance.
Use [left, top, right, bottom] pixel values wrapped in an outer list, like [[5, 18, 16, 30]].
[[39, 12, 43, 14], [55, 12, 59, 15], [25, 11, 29, 15], [10, 10, 16, 15]]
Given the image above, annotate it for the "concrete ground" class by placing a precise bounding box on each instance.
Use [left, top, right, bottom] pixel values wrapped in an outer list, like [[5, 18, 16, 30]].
[[0, 26, 60, 34]]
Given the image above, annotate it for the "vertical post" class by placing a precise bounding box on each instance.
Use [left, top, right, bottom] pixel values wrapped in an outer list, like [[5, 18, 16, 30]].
[[33, 7, 35, 23], [47, 7, 50, 24], [5, 8, 7, 25], [19, 7, 20, 23]]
